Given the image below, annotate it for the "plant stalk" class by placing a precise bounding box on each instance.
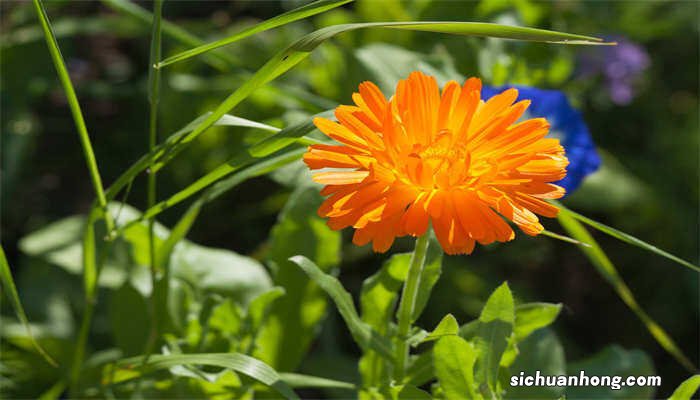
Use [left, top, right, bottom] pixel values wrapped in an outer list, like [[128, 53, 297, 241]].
[[144, 0, 164, 364], [393, 233, 430, 383]]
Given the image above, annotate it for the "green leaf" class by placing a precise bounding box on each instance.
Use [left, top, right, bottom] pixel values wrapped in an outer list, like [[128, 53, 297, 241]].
[[359, 253, 409, 387], [291, 255, 394, 361], [0, 245, 57, 366], [501, 302, 562, 367], [171, 241, 272, 306], [668, 375, 700, 400], [558, 210, 696, 372], [505, 329, 566, 400], [254, 186, 341, 371], [361, 253, 410, 332], [405, 351, 434, 388], [474, 282, 515, 398], [109, 282, 150, 356], [557, 202, 700, 273], [565, 346, 655, 400], [278, 372, 355, 390], [434, 336, 481, 400], [158, 0, 354, 68], [513, 303, 561, 341], [422, 314, 459, 343], [246, 287, 286, 334], [113, 353, 299, 400]]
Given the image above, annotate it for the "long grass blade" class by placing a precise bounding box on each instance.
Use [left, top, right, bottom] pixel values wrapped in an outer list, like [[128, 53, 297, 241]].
[[103, 112, 280, 201], [149, 21, 605, 173], [113, 353, 299, 400], [557, 211, 696, 372], [100, 0, 236, 70], [278, 373, 355, 390], [540, 229, 591, 247], [32, 0, 113, 232], [120, 147, 306, 236], [556, 202, 700, 273], [0, 245, 57, 366], [158, 0, 353, 68]]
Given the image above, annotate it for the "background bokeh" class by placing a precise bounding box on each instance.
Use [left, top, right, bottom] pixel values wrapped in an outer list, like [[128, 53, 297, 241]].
[[2, 0, 698, 398]]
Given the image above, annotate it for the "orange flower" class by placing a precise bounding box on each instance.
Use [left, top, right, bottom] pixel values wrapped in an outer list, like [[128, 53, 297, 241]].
[[304, 71, 568, 255]]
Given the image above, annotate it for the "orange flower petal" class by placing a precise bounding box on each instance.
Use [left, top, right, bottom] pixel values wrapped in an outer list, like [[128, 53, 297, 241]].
[[305, 71, 567, 254]]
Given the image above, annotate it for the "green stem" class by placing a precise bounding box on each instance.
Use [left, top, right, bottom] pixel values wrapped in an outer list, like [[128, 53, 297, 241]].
[[393, 233, 430, 383], [144, 0, 164, 365], [32, 0, 113, 233]]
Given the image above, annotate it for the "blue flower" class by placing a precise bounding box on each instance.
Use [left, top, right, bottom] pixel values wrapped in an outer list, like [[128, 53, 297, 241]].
[[481, 85, 601, 194]]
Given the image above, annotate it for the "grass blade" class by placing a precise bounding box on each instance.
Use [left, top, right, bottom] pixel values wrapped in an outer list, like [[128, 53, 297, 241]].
[[541, 229, 591, 247], [290, 255, 395, 361], [101, 0, 237, 70], [149, 21, 605, 173], [158, 0, 353, 68], [32, 0, 113, 232], [278, 373, 355, 390], [121, 147, 305, 238], [0, 245, 57, 367], [557, 210, 696, 372], [113, 353, 299, 400], [103, 112, 282, 201], [556, 202, 699, 272]]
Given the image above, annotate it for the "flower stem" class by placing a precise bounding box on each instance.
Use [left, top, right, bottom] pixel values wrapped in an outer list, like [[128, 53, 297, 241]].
[[393, 233, 430, 383]]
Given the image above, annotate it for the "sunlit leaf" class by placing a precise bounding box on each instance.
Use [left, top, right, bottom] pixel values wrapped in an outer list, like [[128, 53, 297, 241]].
[[434, 336, 480, 399]]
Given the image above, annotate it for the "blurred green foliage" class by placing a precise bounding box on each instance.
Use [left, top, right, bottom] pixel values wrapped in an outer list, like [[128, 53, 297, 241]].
[[1, 0, 698, 398]]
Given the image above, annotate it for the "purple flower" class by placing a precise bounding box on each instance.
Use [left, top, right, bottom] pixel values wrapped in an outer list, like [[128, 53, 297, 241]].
[[578, 36, 650, 105], [482, 85, 601, 194]]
